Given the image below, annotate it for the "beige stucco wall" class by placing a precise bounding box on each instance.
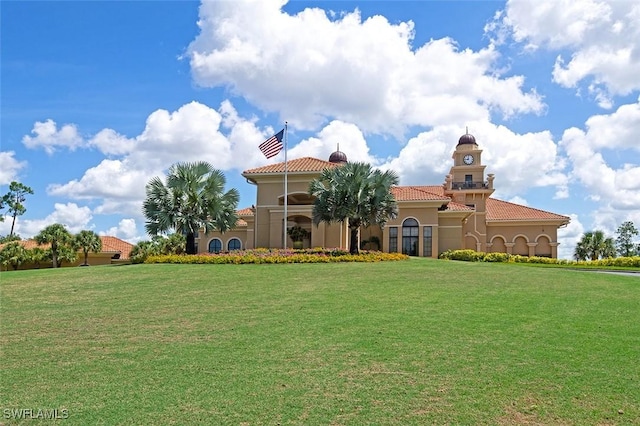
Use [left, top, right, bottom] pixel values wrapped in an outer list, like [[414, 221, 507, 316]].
[[486, 224, 560, 257], [437, 216, 466, 254], [198, 228, 248, 253]]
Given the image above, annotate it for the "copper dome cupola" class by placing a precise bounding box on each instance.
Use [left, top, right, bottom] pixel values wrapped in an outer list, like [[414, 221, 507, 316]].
[[328, 145, 348, 164], [457, 128, 477, 146]]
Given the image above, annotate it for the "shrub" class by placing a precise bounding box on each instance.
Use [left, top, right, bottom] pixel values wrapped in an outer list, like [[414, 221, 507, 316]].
[[483, 252, 511, 263], [439, 249, 640, 269], [144, 248, 409, 265], [439, 249, 485, 262]]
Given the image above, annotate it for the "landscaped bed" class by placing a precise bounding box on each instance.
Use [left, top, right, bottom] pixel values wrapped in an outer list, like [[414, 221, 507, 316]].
[[144, 248, 409, 264]]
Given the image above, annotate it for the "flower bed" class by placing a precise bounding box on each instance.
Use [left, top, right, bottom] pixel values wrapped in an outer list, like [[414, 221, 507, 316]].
[[439, 249, 640, 268], [145, 248, 409, 265]]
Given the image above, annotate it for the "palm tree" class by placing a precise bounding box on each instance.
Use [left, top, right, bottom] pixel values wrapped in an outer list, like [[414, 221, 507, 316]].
[[74, 230, 103, 266], [574, 230, 616, 261], [161, 233, 186, 255], [34, 223, 72, 268], [0, 241, 27, 270], [143, 162, 239, 255], [130, 241, 159, 264], [27, 247, 47, 269], [309, 162, 399, 254], [56, 244, 78, 267]]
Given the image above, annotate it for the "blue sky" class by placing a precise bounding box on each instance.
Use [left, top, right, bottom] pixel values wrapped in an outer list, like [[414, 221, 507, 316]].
[[2, 0, 640, 259]]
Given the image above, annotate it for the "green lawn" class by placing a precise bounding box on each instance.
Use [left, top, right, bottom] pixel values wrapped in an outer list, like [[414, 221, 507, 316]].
[[1, 259, 639, 425]]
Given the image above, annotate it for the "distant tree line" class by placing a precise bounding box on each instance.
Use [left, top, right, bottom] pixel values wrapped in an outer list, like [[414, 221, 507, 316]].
[[0, 223, 102, 271], [574, 221, 640, 261]]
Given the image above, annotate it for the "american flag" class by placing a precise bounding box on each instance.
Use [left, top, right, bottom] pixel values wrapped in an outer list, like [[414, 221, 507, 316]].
[[259, 129, 284, 159]]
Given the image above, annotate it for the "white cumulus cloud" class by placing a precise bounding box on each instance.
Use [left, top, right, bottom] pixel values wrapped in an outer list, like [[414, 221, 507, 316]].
[[0, 151, 27, 185], [12, 203, 93, 238], [22, 119, 84, 154], [187, 0, 544, 133], [560, 97, 640, 228], [99, 218, 141, 244], [489, 0, 640, 107]]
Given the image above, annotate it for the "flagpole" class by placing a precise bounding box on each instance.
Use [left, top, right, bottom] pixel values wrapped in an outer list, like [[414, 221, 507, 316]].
[[283, 122, 288, 250]]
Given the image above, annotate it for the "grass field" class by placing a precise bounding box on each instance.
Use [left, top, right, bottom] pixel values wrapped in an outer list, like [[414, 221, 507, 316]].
[[1, 259, 639, 425]]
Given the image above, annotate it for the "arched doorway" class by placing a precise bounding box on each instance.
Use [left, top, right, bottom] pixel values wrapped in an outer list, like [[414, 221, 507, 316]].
[[287, 215, 312, 249], [402, 218, 419, 256]]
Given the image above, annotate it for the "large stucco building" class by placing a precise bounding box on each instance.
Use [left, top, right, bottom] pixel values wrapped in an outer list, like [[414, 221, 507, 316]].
[[198, 133, 570, 258]]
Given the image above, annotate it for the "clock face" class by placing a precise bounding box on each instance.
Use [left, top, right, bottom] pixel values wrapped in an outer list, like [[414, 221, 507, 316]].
[[463, 154, 474, 165]]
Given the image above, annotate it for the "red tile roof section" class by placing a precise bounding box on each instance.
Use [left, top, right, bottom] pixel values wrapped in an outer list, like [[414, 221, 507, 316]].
[[244, 157, 341, 175], [100, 236, 134, 259], [486, 198, 570, 222], [392, 186, 449, 201], [443, 201, 475, 212], [237, 207, 254, 216]]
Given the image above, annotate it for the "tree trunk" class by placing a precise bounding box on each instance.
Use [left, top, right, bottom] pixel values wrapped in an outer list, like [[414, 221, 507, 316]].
[[52, 244, 58, 268], [9, 211, 17, 237], [186, 232, 197, 255], [349, 226, 359, 255]]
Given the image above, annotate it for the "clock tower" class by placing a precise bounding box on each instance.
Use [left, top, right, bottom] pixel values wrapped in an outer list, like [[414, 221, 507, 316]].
[[444, 131, 495, 203], [443, 131, 495, 252]]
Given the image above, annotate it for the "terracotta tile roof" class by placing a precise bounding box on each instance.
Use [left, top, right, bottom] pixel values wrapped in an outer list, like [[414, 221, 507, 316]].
[[486, 198, 570, 222], [442, 201, 474, 212], [243, 157, 340, 175], [237, 207, 254, 216], [0, 236, 134, 260], [392, 186, 449, 201], [14, 239, 44, 250], [100, 236, 134, 260], [232, 207, 253, 227], [416, 185, 447, 196]]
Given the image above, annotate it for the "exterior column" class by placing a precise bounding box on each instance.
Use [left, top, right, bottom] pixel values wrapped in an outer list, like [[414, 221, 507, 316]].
[[504, 242, 514, 255], [549, 242, 559, 259], [527, 242, 537, 257]]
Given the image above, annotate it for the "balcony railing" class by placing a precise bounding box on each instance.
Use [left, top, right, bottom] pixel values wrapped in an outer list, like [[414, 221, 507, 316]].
[[451, 181, 489, 190]]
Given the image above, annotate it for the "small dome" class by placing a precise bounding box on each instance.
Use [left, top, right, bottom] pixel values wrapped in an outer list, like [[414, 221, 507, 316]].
[[457, 133, 476, 146], [328, 146, 347, 163]]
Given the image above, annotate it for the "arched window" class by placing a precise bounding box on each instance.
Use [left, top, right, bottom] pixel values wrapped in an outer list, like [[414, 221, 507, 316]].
[[402, 218, 419, 256], [208, 238, 222, 254], [227, 238, 241, 251]]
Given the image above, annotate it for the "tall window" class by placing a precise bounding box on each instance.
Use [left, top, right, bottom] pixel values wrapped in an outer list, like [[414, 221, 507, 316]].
[[388, 227, 398, 252], [402, 218, 419, 256], [465, 174, 473, 188], [423, 226, 432, 257], [227, 238, 241, 251], [208, 238, 222, 253]]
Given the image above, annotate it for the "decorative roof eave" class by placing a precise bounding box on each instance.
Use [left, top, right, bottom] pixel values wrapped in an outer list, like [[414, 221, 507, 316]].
[[487, 218, 570, 226], [438, 209, 474, 219], [397, 199, 450, 207]]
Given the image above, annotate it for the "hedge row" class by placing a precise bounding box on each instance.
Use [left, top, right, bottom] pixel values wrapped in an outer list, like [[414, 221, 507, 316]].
[[439, 249, 640, 268], [145, 248, 409, 265]]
